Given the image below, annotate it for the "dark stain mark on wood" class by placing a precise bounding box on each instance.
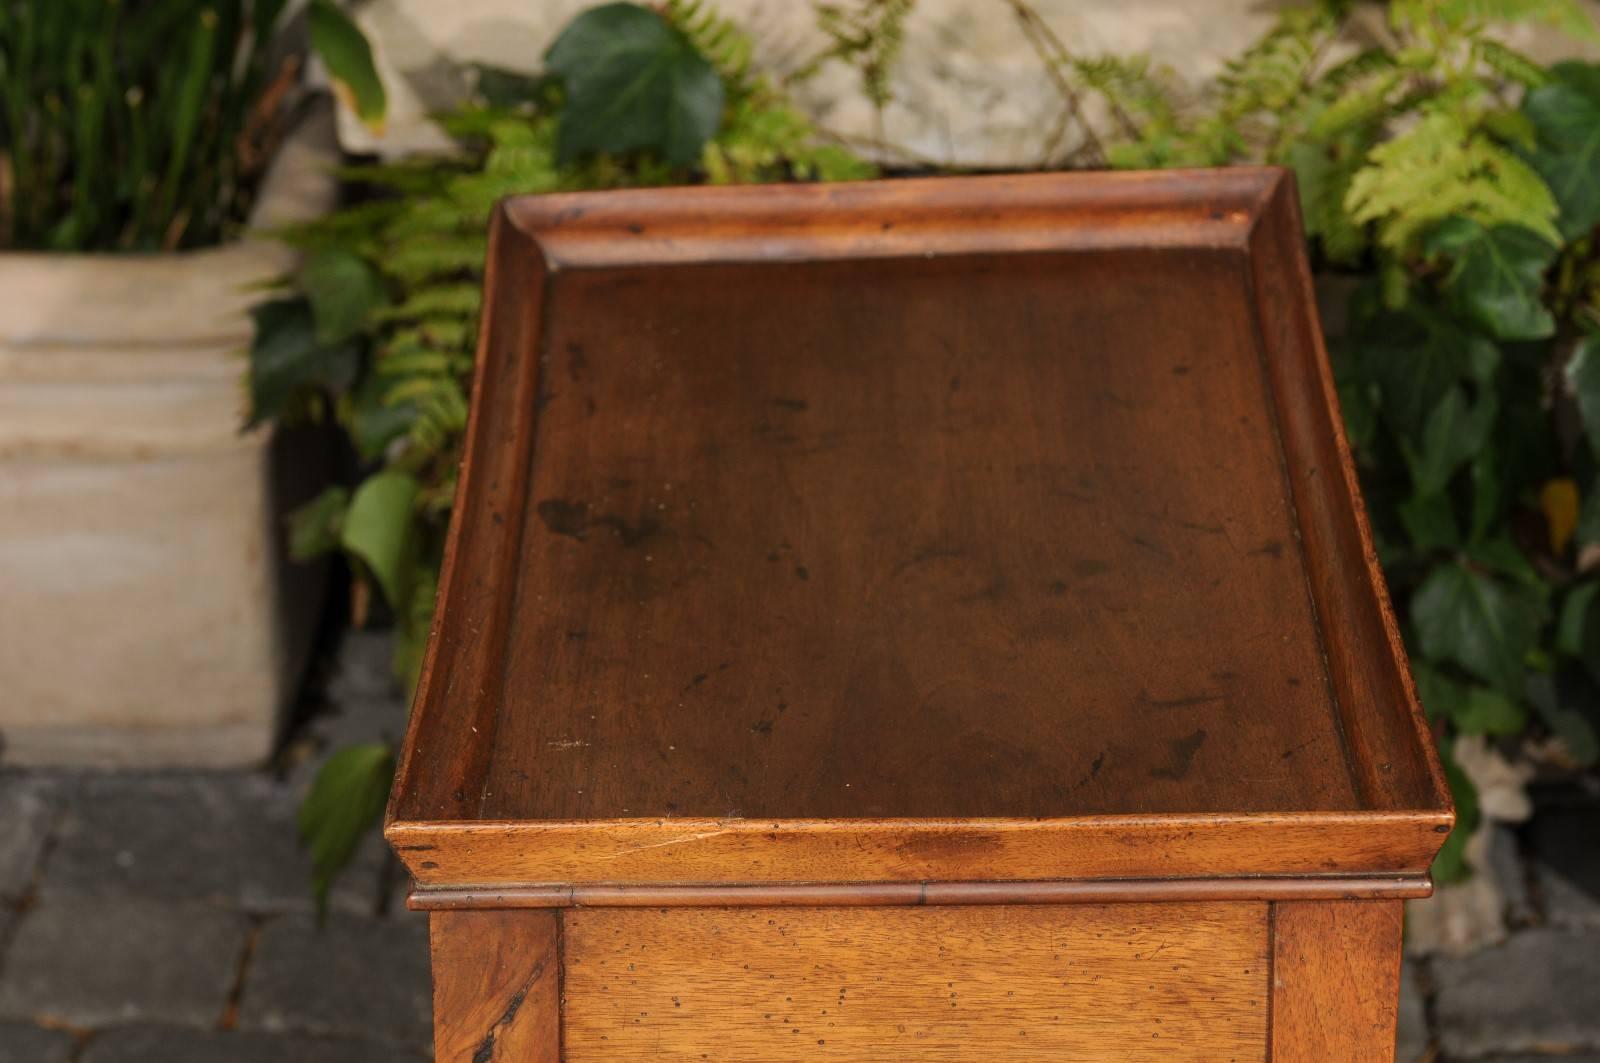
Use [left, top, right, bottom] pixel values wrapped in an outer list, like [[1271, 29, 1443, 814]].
[[1250, 540, 1286, 558], [1138, 690, 1225, 710], [891, 547, 966, 578], [1122, 532, 1171, 560], [1048, 580, 1069, 595], [1151, 729, 1208, 781], [795, 565, 810, 581], [1073, 559, 1110, 578], [535, 499, 660, 547], [772, 397, 809, 412], [680, 673, 709, 696], [565, 630, 588, 641], [566, 341, 588, 382], [1282, 737, 1320, 761], [751, 719, 774, 735], [1172, 364, 1191, 375], [594, 514, 660, 547], [536, 499, 590, 540], [471, 955, 549, 1063]]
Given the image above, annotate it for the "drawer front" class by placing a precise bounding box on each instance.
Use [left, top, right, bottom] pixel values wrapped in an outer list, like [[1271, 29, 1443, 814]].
[[561, 902, 1268, 1061]]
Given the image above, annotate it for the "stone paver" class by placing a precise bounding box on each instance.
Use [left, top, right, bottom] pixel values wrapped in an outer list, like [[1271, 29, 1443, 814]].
[[0, 774, 65, 900], [1435, 926, 1600, 1059], [238, 914, 431, 1049], [80, 1026, 426, 1063], [44, 772, 382, 917], [1529, 804, 1600, 929], [0, 898, 245, 1029], [0, 1022, 74, 1063]]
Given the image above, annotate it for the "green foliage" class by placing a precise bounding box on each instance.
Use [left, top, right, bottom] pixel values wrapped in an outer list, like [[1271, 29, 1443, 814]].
[[791, 0, 915, 114], [0, 0, 385, 252], [298, 743, 394, 911], [0, 0, 286, 249], [546, 3, 724, 166], [1089, 0, 1600, 882], [307, 0, 386, 131]]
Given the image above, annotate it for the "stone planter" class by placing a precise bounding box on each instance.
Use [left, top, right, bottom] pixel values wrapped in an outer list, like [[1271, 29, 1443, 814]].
[[0, 106, 341, 767]]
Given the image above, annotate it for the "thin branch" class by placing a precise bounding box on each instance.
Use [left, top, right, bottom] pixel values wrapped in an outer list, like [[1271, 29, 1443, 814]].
[[1004, 0, 1107, 168]]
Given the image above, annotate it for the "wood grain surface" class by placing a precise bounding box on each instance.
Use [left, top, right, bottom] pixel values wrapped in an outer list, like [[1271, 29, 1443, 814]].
[[1269, 899, 1405, 1062], [387, 170, 1452, 891], [429, 910, 559, 1063], [562, 902, 1269, 1061]]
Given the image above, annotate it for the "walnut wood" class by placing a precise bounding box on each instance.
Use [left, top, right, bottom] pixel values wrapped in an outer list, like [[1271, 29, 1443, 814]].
[[1269, 899, 1405, 1061], [386, 169, 1452, 891], [429, 909, 559, 1063], [408, 873, 1431, 909], [561, 903, 1269, 1060]]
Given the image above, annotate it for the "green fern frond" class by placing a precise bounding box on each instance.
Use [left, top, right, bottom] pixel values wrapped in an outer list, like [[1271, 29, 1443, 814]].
[[793, 0, 915, 109], [370, 285, 483, 325], [1436, 0, 1600, 39], [1472, 39, 1550, 88], [664, 0, 755, 86], [1346, 108, 1561, 250]]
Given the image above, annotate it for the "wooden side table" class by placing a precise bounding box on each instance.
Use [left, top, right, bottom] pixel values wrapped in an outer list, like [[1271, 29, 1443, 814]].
[[387, 170, 1452, 1062]]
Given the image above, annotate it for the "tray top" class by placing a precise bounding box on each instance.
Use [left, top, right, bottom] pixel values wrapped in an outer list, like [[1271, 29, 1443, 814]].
[[388, 170, 1451, 893]]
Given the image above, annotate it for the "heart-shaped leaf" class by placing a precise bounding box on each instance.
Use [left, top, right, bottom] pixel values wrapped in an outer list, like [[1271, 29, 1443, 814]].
[[546, 3, 724, 167], [1427, 218, 1558, 341], [1412, 561, 1546, 694], [1522, 61, 1600, 240]]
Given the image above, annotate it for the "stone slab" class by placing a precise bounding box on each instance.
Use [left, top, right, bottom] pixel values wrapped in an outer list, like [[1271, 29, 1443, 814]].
[[1435, 926, 1600, 1058], [1529, 803, 1600, 929], [0, 1023, 74, 1063], [0, 898, 244, 1028], [80, 1027, 425, 1063], [44, 772, 382, 917], [237, 915, 431, 1048], [0, 774, 64, 900]]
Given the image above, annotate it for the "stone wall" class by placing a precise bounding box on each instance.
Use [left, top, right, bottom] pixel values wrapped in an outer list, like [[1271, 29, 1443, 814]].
[[336, 0, 1600, 165]]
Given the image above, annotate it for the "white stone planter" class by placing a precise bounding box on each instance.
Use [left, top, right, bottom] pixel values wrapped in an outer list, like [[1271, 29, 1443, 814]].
[[0, 106, 341, 767]]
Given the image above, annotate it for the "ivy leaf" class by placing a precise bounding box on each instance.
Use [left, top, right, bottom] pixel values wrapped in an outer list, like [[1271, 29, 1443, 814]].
[[287, 486, 350, 562], [1404, 385, 1498, 495], [1522, 61, 1600, 240], [340, 471, 419, 609], [246, 297, 361, 427], [308, 0, 387, 132], [1412, 561, 1546, 694], [1413, 661, 1526, 735], [1564, 334, 1600, 444], [298, 743, 394, 910], [1427, 218, 1558, 341], [1558, 580, 1600, 689], [1399, 490, 1461, 552], [545, 3, 724, 166], [301, 249, 387, 345]]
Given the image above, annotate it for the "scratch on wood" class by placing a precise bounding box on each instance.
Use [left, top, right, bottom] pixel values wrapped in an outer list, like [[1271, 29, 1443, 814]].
[[600, 830, 734, 859]]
